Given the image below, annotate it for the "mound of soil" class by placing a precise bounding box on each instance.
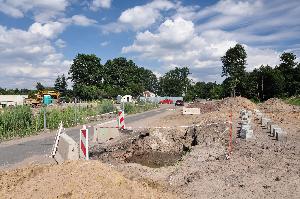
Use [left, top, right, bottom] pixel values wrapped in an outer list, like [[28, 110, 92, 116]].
[[259, 98, 299, 113], [0, 161, 175, 199], [219, 97, 257, 111], [187, 97, 257, 113]]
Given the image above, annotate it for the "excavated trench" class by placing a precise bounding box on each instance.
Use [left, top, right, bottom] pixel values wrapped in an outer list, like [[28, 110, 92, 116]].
[[90, 127, 199, 168]]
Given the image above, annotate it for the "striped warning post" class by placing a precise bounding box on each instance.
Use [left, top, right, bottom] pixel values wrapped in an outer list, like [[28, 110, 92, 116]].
[[80, 125, 89, 160], [118, 110, 125, 129]]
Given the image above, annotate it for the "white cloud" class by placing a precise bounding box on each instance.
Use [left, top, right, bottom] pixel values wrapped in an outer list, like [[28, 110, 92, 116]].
[[123, 17, 283, 82], [0, 25, 71, 88], [100, 41, 109, 46], [29, 21, 66, 39], [71, 15, 97, 26], [0, 0, 70, 22], [122, 0, 299, 82], [103, 0, 176, 32], [55, 39, 66, 48], [90, 0, 112, 11]]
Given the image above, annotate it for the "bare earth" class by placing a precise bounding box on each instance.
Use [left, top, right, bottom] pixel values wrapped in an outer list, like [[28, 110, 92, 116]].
[[1, 97, 299, 198]]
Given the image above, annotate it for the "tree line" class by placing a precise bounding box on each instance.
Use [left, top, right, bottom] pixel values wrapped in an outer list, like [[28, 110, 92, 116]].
[[1, 44, 299, 102]]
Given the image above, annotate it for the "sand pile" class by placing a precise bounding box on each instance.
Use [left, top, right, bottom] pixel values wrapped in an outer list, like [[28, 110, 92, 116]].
[[0, 161, 175, 199], [259, 98, 299, 112], [218, 97, 257, 111], [187, 102, 219, 113], [187, 97, 257, 113]]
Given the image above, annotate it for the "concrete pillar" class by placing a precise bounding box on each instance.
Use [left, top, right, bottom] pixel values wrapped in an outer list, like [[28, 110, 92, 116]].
[[267, 121, 273, 132], [270, 124, 279, 137], [261, 118, 271, 127], [275, 128, 287, 141], [255, 112, 263, 121]]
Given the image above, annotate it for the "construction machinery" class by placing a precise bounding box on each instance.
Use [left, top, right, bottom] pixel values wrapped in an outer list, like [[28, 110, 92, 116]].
[[25, 90, 60, 108]]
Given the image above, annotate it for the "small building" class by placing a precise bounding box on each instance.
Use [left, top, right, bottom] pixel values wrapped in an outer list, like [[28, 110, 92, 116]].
[[0, 95, 28, 108], [120, 95, 133, 103], [143, 90, 156, 98]]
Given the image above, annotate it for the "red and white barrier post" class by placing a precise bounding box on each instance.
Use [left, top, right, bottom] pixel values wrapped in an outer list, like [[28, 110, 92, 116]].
[[80, 125, 89, 160], [118, 110, 125, 129]]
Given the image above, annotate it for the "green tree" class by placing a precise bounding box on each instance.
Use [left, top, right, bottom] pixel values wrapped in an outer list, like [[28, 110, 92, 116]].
[[221, 43, 247, 97], [54, 74, 68, 96], [158, 67, 190, 96], [103, 57, 158, 97], [69, 54, 104, 87], [254, 65, 285, 100], [36, 82, 45, 91], [276, 52, 298, 96]]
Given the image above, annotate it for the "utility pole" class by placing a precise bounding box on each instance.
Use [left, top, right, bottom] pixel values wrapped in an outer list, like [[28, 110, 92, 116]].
[[74, 97, 77, 124], [261, 76, 264, 101], [43, 108, 47, 130]]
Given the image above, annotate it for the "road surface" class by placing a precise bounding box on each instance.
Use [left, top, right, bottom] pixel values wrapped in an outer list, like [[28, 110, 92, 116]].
[[0, 104, 174, 169]]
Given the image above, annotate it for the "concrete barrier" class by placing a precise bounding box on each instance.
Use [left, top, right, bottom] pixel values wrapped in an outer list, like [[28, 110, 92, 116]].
[[54, 133, 79, 164], [255, 112, 263, 121], [183, 107, 201, 115], [261, 118, 271, 127], [275, 128, 287, 141], [267, 121, 274, 132], [270, 124, 279, 136], [94, 127, 120, 143]]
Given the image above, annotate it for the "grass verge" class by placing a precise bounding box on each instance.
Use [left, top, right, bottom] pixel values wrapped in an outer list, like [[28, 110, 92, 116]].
[[0, 100, 115, 141]]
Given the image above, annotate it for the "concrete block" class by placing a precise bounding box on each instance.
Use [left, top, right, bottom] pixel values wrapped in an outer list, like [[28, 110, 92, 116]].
[[275, 128, 287, 141], [255, 112, 263, 120], [261, 118, 271, 127], [246, 129, 255, 140], [240, 124, 251, 139], [270, 124, 279, 136], [267, 121, 274, 132], [183, 107, 201, 115], [54, 133, 79, 164], [94, 127, 120, 143]]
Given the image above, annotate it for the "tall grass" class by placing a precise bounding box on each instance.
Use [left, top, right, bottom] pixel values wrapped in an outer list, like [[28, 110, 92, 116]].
[[124, 102, 159, 114], [0, 100, 115, 141]]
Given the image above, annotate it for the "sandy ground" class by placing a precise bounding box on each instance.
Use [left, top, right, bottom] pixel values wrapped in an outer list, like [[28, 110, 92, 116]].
[[1, 97, 299, 198], [0, 161, 175, 199]]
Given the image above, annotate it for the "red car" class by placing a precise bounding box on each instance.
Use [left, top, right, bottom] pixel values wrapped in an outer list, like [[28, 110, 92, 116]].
[[159, 99, 173, 104]]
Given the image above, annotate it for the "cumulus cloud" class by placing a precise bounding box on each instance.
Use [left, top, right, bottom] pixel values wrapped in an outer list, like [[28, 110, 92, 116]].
[[29, 21, 66, 39], [71, 15, 97, 26], [55, 39, 66, 48], [90, 0, 112, 11], [0, 0, 70, 22], [0, 25, 71, 88], [122, 0, 300, 82], [103, 0, 176, 32]]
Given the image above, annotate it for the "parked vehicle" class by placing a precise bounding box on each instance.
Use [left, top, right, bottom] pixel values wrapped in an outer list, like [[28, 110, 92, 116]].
[[159, 99, 173, 104], [175, 100, 184, 106]]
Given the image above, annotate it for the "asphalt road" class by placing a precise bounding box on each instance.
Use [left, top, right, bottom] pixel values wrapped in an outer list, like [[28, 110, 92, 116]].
[[0, 105, 172, 168]]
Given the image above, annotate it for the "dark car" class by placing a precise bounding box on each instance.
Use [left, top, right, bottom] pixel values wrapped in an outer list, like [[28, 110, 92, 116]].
[[175, 100, 184, 106]]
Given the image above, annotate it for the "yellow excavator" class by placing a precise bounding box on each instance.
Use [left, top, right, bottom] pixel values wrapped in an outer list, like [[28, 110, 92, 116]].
[[25, 90, 60, 108]]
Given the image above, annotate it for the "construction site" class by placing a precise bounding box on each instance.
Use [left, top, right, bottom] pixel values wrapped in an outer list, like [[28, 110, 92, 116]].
[[0, 97, 299, 198]]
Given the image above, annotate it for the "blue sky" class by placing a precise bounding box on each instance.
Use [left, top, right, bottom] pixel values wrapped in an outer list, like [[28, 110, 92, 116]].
[[0, 0, 299, 89]]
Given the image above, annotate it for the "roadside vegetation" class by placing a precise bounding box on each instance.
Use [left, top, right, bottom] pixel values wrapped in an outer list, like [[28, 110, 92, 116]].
[[124, 102, 159, 114], [0, 100, 114, 141], [285, 96, 300, 106]]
